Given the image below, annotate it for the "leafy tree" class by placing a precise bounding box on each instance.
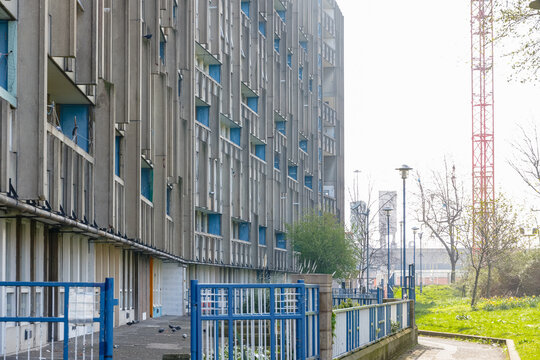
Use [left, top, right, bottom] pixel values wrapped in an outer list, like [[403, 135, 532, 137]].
[[509, 124, 540, 198], [495, 0, 540, 82], [416, 160, 464, 283], [288, 211, 356, 279]]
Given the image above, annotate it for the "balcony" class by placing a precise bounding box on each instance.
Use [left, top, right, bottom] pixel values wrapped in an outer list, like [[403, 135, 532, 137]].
[[194, 231, 224, 263], [113, 178, 125, 233], [242, 103, 262, 140], [258, 244, 267, 268], [274, 11, 285, 39], [322, 41, 336, 67], [141, 196, 154, 246], [323, 194, 336, 214], [274, 248, 287, 271], [322, 11, 336, 38], [322, 102, 337, 126], [231, 239, 252, 267], [195, 67, 221, 106], [322, 133, 336, 155]]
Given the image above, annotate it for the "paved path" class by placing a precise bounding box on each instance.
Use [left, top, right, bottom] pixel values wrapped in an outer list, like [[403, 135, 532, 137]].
[[395, 336, 505, 360]]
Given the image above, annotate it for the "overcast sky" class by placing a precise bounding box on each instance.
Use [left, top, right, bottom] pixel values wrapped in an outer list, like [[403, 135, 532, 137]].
[[335, 0, 540, 247]]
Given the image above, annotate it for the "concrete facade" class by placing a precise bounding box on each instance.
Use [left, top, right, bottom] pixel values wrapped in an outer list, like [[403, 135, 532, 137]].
[[0, 0, 344, 352]]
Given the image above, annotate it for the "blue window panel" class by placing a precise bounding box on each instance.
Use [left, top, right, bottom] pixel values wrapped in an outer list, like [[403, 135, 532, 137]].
[[177, 73, 182, 97], [196, 106, 210, 126], [318, 117, 322, 131], [276, 121, 286, 135], [277, 10, 286, 22], [305, 175, 313, 189], [0, 21, 7, 90], [259, 21, 266, 36], [60, 105, 90, 152], [247, 97, 258, 113], [173, 3, 177, 20], [309, 79, 313, 92], [239, 222, 250, 241], [259, 226, 267, 245], [208, 214, 222, 235], [299, 140, 308, 152], [299, 41, 308, 52], [209, 64, 221, 83], [299, 66, 303, 80], [141, 167, 153, 202], [288, 166, 297, 181], [255, 144, 266, 161], [274, 153, 280, 170], [274, 38, 280, 53], [166, 187, 171, 215], [276, 233, 286, 249], [287, 53, 292, 67], [230, 127, 241, 146], [115, 136, 121, 176], [318, 148, 322, 162], [160, 41, 165, 64], [241, 1, 250, 17]]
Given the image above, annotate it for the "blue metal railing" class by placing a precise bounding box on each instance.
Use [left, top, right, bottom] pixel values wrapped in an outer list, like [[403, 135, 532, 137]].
[[332, 287, 382, 307], [191, 280, 320, 360], [0, 278, 117, 359]]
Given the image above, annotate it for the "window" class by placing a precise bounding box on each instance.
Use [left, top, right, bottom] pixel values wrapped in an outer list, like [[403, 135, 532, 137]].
[[309, 78, 313, 92], [255, 144, 265, 161], [276, 121, 286, 135], [159, 40, 165, 64], [299, 41, 308, 52], [166, 186, 172, 216], [59, 104, 90, 152], [287, 53, 292, 67], [299, 140, 308, 153], [233, 221, 250, 241], [276, 232, 286, 249], [259, 21, 266, 36], [274, 153, 280, 170], [274, 37, 280, 53], [288, 166, 297, 181], [277, 10, 286, 22], [230, 127, 241, 146], [259, 226, 266, 245], [0, 21, 8, 90], [209, 64, 221, 83], [115, 135, 121, 177], [196, 106, 210, 127], [247, 97, 258, 113], [241, 1, 250, 17], [141, 167, 153, 201], [299, 66, 303, 80], [305, 175, 313, 189], [208, 213, 221, 235]]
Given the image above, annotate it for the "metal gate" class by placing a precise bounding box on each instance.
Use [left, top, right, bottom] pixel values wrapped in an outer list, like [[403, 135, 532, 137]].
[[0, 278, 117, 359], [191, 280, 320, 360]]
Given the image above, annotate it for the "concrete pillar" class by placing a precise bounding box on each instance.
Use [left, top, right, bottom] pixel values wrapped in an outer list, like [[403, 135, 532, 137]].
[[291, 274, 333, 360]]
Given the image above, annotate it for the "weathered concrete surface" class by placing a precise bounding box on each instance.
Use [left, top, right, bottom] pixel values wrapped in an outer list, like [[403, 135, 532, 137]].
[[395, 336, 505, 360], [336, 328, 417, 360]]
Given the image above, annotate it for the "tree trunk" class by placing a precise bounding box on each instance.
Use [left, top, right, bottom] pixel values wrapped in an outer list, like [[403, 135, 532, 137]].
[[450, 260, 456, 284], [486, 263, 492, 298], [471, 267, 482, 307]]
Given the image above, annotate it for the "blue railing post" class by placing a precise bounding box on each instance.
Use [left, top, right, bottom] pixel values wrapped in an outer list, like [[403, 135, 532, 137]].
[[64, 285, 70, 360], [99, 283, 106, 360], [297, 280, 306, 360], [190, 280, 199, 360], [104, 277, 117, 359]]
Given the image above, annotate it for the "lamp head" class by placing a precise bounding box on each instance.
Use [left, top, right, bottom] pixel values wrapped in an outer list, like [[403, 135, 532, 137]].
[[396, 164, 413, 179], [412, 226, 419, 233], [382, 206, 393, 216], [418, 232, 423, 239], [531, 0, 540, 9]]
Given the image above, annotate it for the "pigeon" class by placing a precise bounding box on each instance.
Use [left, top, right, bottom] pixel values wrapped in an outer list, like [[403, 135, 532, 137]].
[[175, 326, 181, 330], [182, 334, 188, 339], [158, 328, 165, 333], [127, 321, 133, 326], [172, 328, 176, 332], [169, 324, 175, 329]]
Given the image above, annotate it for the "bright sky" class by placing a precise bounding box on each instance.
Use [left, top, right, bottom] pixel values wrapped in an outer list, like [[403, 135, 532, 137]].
[[336, 0, 540, 247]]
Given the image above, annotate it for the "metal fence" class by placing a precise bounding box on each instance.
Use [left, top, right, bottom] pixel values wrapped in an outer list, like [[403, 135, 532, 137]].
[[190, 280, 320, 360], [0, 278, 116, 359], [331, 288, 383, 307], [332, 300, 411, 358]]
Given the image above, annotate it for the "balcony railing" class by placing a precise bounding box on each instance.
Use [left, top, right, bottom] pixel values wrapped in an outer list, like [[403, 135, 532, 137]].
[[322, 133, 336, 155], [322, 102, 337, 126], [166, 216, 174, 254], [114, 178, 125, 233], [231, 239, 251, 267], [242, 103, 262, 140], [274, 248, 287, 271], [195, 67, 221, 105], [258, 245, 267, 268], [141, 197, 154, 246], [322, 41, 336, 67], [194, 231, 224, 263], [323, 195, 336, 214], [274, 11, 285, 39]]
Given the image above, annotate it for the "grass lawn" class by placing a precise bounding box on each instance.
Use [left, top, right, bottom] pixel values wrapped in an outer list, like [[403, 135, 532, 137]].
[[414, 285, 540, 359]]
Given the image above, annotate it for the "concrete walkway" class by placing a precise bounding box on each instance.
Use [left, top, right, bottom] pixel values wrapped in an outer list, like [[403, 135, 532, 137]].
[[395, 336, 505, 360]]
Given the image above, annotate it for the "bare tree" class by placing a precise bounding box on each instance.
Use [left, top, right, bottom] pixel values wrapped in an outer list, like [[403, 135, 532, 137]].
[[509, 124, 540, 197], [460, 196, 521, 306], [495, 0, 540, 82], [416, 160, 464, 283]]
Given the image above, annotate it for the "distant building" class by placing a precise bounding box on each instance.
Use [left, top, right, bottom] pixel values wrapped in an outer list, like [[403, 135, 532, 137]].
[[378, 191, 397, 248]]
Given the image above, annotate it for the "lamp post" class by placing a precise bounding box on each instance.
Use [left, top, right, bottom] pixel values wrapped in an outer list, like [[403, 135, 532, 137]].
[[530, 0, 540, 9], [396, 164, 412, 298], [364, 208, 370, 291], [383, 206, 393, 298], [419, 232, 423, 293], [412, 226, 419, 287]]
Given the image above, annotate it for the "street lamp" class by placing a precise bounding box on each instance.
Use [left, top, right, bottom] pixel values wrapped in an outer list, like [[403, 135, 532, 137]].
[[530, 0, 540, 10], [418, 232, 423, 293], [412, 226, 419, 288], [396, 164, 412, 298], [383, 206, 393, 298]]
